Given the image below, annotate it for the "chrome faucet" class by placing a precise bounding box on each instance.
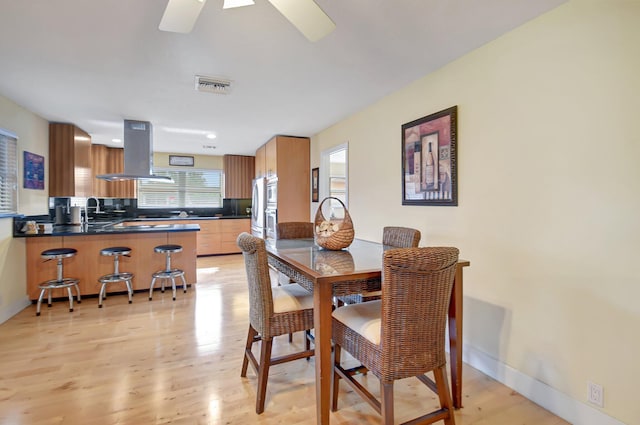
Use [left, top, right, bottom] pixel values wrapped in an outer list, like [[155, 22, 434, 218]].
[[85, 197, 101, 221]]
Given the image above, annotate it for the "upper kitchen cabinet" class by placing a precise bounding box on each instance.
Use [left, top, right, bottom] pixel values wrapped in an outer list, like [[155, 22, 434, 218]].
[[107, 147, 136, 198], [49, 123, 92, 197], [265, 137, 277, 178], [91, 144, 136, 198], [255, 144, 266, 178], [224, 155, 254, 198], [91, 144, 109, 197], [258, 135, 310, 222]]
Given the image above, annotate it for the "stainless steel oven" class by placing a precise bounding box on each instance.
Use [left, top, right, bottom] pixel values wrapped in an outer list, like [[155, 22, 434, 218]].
[[266, 177, 278, 208], [265, 207, 278, 240]]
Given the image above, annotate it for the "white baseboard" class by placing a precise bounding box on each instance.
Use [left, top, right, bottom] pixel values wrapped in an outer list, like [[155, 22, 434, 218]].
[[0, 296, 30, 324], [463, 345, 626, 425]]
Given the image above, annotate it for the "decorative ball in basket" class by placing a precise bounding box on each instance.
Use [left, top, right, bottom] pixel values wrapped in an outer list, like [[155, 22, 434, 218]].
[[314, 197, 354, 250]]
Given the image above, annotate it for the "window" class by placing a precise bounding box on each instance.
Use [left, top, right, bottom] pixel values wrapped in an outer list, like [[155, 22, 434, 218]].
[[137, 168, 222, 208], [321, 143, 348, 219], [0, 129, 18, 215]]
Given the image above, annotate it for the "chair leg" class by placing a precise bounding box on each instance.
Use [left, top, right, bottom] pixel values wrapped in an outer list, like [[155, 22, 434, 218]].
[[98, 282, 107, 308], [180, 274, 187, 293], [434, 365, 456, 425], [170, 277, 177, 301], [66, 286, 74, 312], [74, 284, 81, 303], [48, 289, 52, 307], [380, 382, 394, 425], [36, 288, 46, 316], [331, 344, 342, 411], [149, 277, 157, 300], [125, 279, 133, 304], [255, 338, 273, 414], [241, 325, 258, 377]]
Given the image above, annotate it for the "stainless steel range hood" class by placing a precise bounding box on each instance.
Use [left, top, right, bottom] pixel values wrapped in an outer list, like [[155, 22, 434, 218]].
[[96, 120, 173, 182]]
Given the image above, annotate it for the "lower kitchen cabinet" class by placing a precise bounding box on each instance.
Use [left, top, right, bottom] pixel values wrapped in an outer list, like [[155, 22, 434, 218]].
[[123, 218, 250, 256], [196, 219, 250, 256]]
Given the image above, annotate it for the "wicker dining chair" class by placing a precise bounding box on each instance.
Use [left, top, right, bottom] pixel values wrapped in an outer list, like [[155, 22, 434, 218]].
[[332, 246, 459, 425], [276, 222, 315, 343], [237, 232, 315, 414], [338, 226, 421, 305]]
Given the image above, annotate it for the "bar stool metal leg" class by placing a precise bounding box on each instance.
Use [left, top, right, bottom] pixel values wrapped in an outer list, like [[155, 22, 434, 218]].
[[36, 248, 80, 316], [149, 244, 186, 301], [97, 247, 134, 308]]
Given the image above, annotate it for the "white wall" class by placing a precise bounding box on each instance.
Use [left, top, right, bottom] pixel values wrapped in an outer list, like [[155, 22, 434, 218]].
[[311, 1, 639, 424], [0, 95, 49, 322]]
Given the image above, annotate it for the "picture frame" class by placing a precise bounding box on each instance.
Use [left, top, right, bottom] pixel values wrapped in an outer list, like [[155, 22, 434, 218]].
[[311, 167, 319, 202], [169, 155, 194, 166], [23, 151, 45, 190], [401, 105, 457, 206]]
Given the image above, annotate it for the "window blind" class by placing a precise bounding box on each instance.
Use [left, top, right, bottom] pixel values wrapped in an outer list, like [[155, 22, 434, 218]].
[[0, 129, 18, 214], [138, 168, 222, 208]]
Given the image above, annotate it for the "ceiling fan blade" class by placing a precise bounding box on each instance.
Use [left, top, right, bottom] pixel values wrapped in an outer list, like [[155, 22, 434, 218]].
[[223, 0, 255, 9], [159, 0, 207, 33], [268, 0, 335, 42]]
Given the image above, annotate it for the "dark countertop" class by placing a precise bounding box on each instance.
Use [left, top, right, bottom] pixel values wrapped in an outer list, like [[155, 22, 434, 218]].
[[14, 222, 201, 238], [13, 214, 251, 238], [130, 215, 251, 221]]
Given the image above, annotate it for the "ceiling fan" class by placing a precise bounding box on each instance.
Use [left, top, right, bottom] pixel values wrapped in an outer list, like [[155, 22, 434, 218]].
[[159, 0, 336, 42]]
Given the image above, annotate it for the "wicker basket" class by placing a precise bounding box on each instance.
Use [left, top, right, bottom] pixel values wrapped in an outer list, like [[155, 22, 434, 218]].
[[314, 197, 354, 250]]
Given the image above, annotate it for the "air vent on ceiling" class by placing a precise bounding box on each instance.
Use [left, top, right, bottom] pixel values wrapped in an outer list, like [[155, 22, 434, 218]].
[[195, 75, 232, 95]]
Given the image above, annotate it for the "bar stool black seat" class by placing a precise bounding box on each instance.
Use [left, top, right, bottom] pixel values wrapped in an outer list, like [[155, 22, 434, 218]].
[[149, 244, 187, 301], [98, 246, 134, 308], [36, 247, 81, 316]]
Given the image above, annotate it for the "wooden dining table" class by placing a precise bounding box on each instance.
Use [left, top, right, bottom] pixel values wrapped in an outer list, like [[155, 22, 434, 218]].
[[265, 238, 470, 425]]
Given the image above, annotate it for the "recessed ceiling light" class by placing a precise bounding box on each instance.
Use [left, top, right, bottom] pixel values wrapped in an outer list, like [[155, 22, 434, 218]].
[[206, 133, 217, 139], [112, 138, 122, 143]]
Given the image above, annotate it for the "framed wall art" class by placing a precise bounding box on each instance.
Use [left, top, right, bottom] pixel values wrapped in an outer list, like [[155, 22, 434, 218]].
[[169, 155, 194, 166], [23, 151, 45, 190], [401, 105, 457, 206], [311, 167, 319, 202]]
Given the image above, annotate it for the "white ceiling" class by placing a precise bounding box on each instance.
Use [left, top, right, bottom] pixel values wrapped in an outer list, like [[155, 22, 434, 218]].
[[0, 0, 565, 156]]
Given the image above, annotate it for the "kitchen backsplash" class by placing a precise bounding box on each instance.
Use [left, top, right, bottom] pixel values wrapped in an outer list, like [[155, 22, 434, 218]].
[[48, 197, 251, 220]]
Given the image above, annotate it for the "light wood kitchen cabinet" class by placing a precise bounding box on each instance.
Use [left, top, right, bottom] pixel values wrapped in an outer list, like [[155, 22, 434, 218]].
[[217, 219, 250, 254], [91, 144, 109, 197], [107, 147, 136, 198], [265, 137, 277, 178], [223, 155, 254, 198], [91, 145, 136, 198], [195, 219, 249, 255], [258, 135, 310, 223], [123, 218, 250, 256], [255, 144, 266, 178], [49, 123, 92, 197]]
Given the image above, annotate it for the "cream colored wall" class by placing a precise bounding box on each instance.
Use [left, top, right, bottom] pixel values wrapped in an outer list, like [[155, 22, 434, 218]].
[[0, 95, 49, 215], [0, 94, 48, 322], [311, 1, 639, 423]]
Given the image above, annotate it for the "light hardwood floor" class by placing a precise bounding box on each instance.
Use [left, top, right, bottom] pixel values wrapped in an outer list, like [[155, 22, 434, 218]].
[[0, 254, 569, 425]]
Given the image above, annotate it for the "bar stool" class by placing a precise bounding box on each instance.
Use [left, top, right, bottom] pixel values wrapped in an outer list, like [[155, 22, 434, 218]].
[[149, 244, 187, 301], [98, 246, 134, 308], [36, 248, 81, 316]]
